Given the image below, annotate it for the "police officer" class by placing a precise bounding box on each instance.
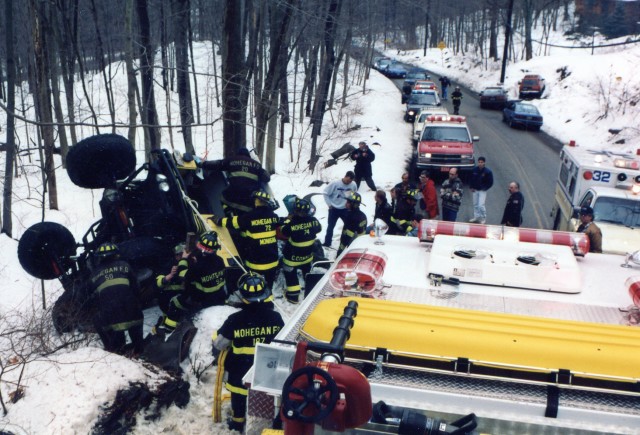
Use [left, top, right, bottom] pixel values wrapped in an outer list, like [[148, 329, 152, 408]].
[[338, 192, 367, 255], [212, 273, 284, 432], [214, 190, 280, 288], [451, 86, 463, 115], [203, 148, 271, 216], [280, 199, 322, 304], [390, 189, 420, 236], [89, 242, 144, 355], [159, 232, 227, 334]]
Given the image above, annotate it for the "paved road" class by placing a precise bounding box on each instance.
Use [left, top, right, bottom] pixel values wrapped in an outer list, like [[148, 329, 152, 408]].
[[392, 71, 562, 230]]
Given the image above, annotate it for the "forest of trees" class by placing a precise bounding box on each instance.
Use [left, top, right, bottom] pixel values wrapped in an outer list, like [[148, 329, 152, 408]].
[[0, 0, 597, 236]]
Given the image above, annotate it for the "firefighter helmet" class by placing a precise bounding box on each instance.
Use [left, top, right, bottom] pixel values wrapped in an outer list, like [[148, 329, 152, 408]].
[[252, 189, 271, 203], [405, 189, 420, 201], [96, 242, 119, 258], [238, 272, 271, 303], [295, 198, 311, 214], [197, 231, 220, 254], [346, 192, 362, 207]]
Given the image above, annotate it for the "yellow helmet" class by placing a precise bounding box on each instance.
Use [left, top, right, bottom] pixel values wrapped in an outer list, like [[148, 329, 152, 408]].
[[238, 272, 271, 303]]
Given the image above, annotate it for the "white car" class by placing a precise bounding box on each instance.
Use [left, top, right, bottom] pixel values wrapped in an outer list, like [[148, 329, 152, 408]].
[[413, 107, 449, 144]]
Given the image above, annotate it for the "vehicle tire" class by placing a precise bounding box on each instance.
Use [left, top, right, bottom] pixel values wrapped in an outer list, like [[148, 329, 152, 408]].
[[66, 134, 137, 189], [508, 118, 514, 129], [18, 222, 77, 280]]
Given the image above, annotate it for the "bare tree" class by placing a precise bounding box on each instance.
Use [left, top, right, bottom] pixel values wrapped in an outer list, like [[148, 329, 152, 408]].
[[2, 0, 17, 236], [172, 0, 195, 154]]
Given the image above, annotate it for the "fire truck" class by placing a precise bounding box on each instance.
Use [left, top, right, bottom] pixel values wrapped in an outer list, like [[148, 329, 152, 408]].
[[415, 115, 478, 175], [241, 221, 640, 435], [551, 141, 640, 254]]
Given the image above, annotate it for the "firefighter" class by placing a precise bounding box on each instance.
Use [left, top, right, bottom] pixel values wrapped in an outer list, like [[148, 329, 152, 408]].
[[212, 272, 284, 432], [158, 232, 227, 334], [451, 86, 463, 115], [202, 148, 271, 217], [89, 242, 144, 356], [280, 198, 322, 303], [213, 190, 280, 288], [390, 189, 420, 236], [154, 243, 186, 321], [337, 192, 367, 256]]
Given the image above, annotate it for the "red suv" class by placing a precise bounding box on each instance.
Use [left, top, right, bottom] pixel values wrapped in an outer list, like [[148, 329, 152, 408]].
[[518, 74, 545, 99]]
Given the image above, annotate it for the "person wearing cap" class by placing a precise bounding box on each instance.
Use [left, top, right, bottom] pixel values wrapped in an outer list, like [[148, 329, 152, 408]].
[[350, 141, 377, 191], [279, 199, 322, 303], [577, 206, 602, 253], [418, 170, 439, 219], [323, 171, 357, 248], [337, 192, 367, 255], [390, 172, 416, 213], [501, 181, 525, 227], [214, 190, 280, 287], [212, 272, 284, 432], [89, 242, 144, 356], [202, 147, 271, 216], [469, 157, 494, 224], [158, 232, 227, 335]]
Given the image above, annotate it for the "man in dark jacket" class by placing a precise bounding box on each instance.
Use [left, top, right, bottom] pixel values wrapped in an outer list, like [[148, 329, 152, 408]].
[[350, 141, 377, 191], [203, 148, 271, 216], [577, 206, 602, 253], [451, 86, 463, 114], [212, 273, 284, 432], [280, 199, 322, 303], [370, 190, 393, 231], [469, 157, 494, 224], [501, 181, 525, 227], [440, 168, 464, 222], [439, 76, 451, 100], [338, 192, 367, 255], [160, 232, 227, 334], [215, 190, 280, 287], [90, 242, 144, 355]]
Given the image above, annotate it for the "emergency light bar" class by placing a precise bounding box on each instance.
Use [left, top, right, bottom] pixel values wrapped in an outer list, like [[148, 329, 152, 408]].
[[425, 115, 466, 123], [614, 158, 640, 170], [417, 220, 590, 256]]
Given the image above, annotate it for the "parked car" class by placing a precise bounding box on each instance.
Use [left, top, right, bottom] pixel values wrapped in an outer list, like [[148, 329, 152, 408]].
[[413, 107, 449, 144], [383, 61, 408, 78], [413, 80, 438, 91], [479, 86, 508, 109], [503, 100, 543, 130], [404, 90, 441, 123], [518, 74, 545, 99], [403, 70, 431, 88], [373, 57, 392, 71]]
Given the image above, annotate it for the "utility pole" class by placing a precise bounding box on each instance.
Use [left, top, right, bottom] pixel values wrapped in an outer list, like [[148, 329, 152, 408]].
[[500, 0, 515, 84]]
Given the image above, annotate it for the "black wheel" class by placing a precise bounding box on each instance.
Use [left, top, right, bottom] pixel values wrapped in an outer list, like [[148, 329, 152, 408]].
[[281, 366, 339, 424], [66, 134, 137, 189], [18, 222, 77, 280]]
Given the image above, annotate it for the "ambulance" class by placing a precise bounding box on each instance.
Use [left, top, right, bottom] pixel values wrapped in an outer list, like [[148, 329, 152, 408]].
[[415, 115, 478, 175], [552, 140, 640, 254], [242, 221, 640, 435]]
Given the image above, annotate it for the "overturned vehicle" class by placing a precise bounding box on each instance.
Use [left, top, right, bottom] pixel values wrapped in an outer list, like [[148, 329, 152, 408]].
[[18, 134, 246, 336]]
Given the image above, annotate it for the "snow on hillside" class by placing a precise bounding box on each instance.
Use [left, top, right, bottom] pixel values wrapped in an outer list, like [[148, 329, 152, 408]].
[[1, 14, 639, 434]]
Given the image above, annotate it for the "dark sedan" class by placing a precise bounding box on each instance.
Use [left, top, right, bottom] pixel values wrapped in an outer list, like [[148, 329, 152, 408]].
[[503, 100, 543, 131], [383, 61, 408, 78], [479, 87, 508, 109]]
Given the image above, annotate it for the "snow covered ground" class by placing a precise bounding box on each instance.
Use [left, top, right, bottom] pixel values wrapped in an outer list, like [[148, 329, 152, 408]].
[[1, 14, 639, 435]]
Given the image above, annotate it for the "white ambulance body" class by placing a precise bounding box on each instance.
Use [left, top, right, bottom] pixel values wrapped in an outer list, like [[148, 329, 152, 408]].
[[552, 142, 640, 254]]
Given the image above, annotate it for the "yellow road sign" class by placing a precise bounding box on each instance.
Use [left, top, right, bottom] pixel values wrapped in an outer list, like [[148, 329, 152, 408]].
[[438, 40, 446, 50]]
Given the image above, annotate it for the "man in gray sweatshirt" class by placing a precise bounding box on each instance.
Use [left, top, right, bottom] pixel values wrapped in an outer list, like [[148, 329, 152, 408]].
[[323, 171, 357, 247]]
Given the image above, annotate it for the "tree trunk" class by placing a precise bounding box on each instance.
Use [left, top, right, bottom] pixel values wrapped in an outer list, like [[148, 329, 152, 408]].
[[47, 26, 69, 167], [89, 0, 116, 131], [124, 0, 138, 146], [54, 0, 78, 147], [2, 0, 16, 235], [172, 0, 195, 154], [309, 0, 342, 172], [188, 15, 201, 124], [221, 0, 249, 156], [30, 0, 59, 211], [136, 0, 161, 154]]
